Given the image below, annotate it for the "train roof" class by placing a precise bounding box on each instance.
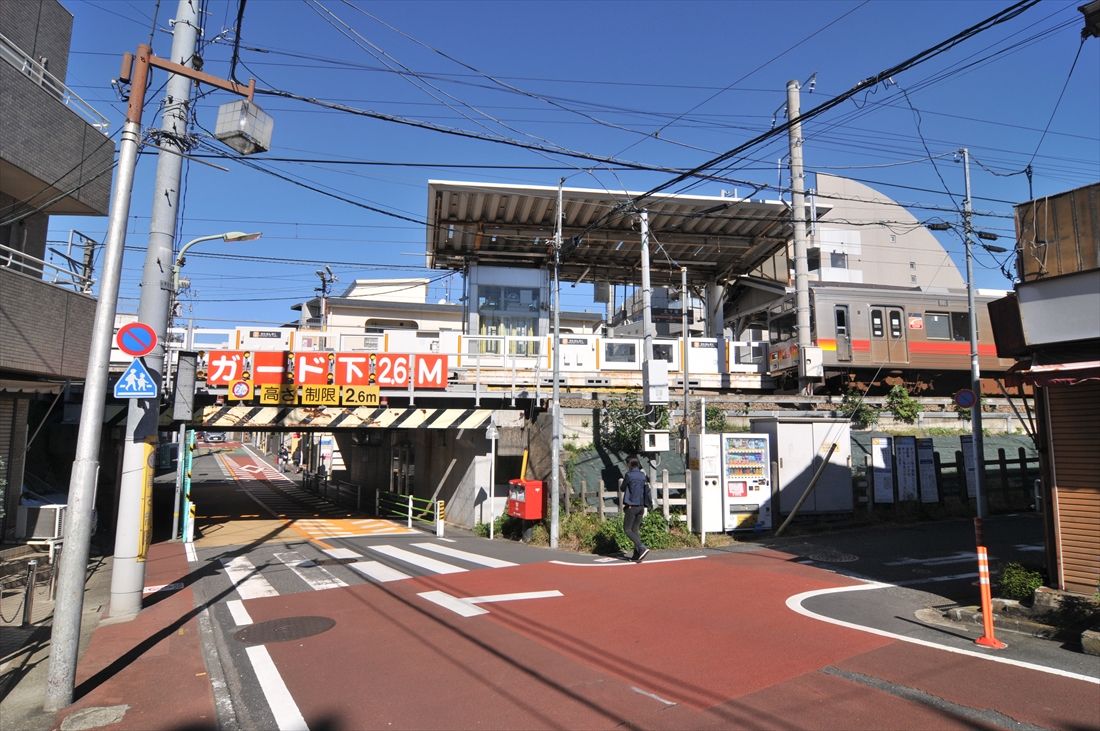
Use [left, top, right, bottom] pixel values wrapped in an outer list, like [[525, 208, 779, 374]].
[[425, 180, 832, 288]]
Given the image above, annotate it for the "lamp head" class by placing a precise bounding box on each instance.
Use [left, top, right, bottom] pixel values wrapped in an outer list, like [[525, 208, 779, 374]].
[[223, 231, 262, 242]]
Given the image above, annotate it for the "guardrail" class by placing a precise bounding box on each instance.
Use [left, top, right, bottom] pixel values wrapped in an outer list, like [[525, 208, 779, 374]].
[[376, 490, 445, 537]]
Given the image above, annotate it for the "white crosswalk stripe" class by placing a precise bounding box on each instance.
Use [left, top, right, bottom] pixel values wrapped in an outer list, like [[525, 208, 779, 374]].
[[366, 545, 468, 574], [412, 542, 517, 568], [221, 556, 280, 600], [274, 551, 348, 591], [223, 542, 519, 601]]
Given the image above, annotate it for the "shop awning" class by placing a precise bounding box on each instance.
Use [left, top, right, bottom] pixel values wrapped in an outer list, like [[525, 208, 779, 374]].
[[0, 379, 66, 394], [1006, 359, 1100, 387]]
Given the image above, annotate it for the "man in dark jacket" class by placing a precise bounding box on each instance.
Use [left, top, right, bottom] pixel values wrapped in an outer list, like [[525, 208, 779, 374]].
[[620, 456, 653, 562]]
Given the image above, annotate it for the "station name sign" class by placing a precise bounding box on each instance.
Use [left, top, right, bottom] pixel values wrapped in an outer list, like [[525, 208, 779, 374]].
[[200, 351, 448, 404]]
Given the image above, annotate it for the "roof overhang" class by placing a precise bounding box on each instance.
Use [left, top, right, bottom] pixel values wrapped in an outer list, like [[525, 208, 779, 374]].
[[426, 180, 830, 287]]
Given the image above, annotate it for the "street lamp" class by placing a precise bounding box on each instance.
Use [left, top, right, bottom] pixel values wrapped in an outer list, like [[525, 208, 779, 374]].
[[172, 231, 262, 292]]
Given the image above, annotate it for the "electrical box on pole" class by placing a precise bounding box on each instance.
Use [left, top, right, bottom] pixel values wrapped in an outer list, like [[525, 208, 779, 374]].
[[642, 359, 669, 407]]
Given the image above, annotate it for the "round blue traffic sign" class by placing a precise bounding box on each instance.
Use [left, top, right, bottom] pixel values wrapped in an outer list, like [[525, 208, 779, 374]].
[[116, 321, 158, 357], [954, 388, 977, 409]]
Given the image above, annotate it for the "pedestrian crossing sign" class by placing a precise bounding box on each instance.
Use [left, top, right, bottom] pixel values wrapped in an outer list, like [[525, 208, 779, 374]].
[[115, 359, 158, 399]]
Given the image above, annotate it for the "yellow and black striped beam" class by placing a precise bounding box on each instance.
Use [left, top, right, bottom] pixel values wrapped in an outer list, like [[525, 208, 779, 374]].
[[196, 405, 509, 430]]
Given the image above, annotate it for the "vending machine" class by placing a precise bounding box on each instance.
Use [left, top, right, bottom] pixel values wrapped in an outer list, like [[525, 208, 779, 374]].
[[720, 433, 772, 531], [689, 433, 773, 533]]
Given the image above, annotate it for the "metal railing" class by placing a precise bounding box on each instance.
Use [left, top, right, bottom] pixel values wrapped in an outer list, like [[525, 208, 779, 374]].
[[1, 243, 94, 292], [376, 490, 445, 537], [0, 31, 110, 132]]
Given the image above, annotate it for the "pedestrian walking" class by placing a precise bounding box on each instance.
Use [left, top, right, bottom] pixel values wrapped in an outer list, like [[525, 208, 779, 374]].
[[278, 445, 290, 472], [620, 456, 653, 562], [292, 444, 302, 474]]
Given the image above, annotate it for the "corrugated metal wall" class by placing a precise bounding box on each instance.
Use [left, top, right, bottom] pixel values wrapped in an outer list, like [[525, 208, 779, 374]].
[[1047, 382, 1100, 594]]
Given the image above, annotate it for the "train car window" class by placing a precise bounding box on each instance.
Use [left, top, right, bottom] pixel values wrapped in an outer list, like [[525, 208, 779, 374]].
[[604, 342, 636, 362], [950, 312, 970, 341], [835, 307, 848, 334], [889, 310, 903, 339], [652, 343, 675, 362], [769, 312, 796, 343], [870, 309, 884, 338], [925, 312, 951, 339]]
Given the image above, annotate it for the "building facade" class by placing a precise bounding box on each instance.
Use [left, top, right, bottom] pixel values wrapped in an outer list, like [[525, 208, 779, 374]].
[[0, 0, 114, 539]]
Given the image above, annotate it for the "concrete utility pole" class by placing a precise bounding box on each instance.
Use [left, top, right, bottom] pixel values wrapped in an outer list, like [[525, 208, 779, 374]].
[[44, 45, 151, 715], [549, 179, 563, 549], [959, 148, 988, 520], [639, 210, 654, 363], [315, 265, 336, 332], [47, 33, 267, 710], [786, 79, 813, 396], [111, 0, 200, 618]]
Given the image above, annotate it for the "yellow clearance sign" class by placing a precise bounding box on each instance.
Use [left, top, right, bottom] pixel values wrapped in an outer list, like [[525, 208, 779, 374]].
[[255, 384, 381, 406]]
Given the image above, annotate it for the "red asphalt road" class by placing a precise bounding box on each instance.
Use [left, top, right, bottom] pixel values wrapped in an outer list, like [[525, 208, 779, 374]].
[[239, 550, 1100, 730]]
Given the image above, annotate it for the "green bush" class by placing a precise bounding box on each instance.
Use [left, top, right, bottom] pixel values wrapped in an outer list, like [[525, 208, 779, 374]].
[[885, 385, 922, 424], [999, 562, 1044, 601], [600, 396, 669, 454], [705, 405, 728, 434], [472, 521, 489, 538], [527, 522, 550, 545], [594, 516, 632, 554], [838, 389, 879, 429], [640, 510, 674, 549]]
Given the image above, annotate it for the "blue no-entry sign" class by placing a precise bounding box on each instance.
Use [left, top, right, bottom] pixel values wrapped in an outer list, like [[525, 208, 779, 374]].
[[116, 322, 158, 357]]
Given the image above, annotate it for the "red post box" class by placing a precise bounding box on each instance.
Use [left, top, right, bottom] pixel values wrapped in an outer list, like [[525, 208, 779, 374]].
[[506, 479, 543, 520]]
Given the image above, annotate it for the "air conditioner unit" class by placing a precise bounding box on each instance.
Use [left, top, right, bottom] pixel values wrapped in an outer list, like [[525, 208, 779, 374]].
[[16, 504, 66, 540]]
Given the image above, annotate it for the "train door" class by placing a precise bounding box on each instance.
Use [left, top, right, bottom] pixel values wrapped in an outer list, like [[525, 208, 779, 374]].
[[869, 306, 909, 364], [834, 305, 852, 362]]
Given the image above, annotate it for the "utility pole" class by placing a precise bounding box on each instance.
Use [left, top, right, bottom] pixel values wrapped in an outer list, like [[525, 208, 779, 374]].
[[549, 179, 563, 549], [44, 45, 151, 715], [111, 0, 200, 618], [681, 266, 690, 454], [786, 79, 812, 396], [46, 38, 268, 710], [316, 265, 336, 333], [639, 210, 654, 364], [960, 148, 988, 521]]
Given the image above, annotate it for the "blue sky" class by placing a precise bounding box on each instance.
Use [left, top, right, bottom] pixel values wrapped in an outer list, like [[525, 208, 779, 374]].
[[51, 0, 1099, 328]]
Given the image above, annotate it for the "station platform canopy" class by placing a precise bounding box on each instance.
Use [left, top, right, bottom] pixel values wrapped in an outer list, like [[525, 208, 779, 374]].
[[426, 180, 830, 287]]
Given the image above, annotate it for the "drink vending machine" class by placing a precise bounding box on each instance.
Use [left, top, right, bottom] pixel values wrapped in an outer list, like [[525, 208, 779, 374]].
[[689, 433, 773, 533]]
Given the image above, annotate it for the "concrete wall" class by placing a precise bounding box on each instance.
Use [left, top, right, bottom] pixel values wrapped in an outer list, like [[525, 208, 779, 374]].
[[0, 268, 95, 378]]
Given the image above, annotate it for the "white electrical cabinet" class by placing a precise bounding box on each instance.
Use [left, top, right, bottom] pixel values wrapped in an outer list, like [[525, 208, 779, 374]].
[[689, 432, 773, 532], [749, 417, 852, 515]]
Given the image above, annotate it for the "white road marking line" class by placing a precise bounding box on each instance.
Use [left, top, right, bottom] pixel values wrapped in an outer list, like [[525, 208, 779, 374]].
[[417, 589, 563, 617], [185, 542, 197, 563], [227, 599, 253, 626], [549, 555, 707, 567], [631, 686, 676, 706], [367, 545, 467, 574], [246, 645, 309, 731], [896, 572, 976, 586], [419, 590, 487, 617], [885, 551, 975, 567], [785, 583, 1100, 685], [412, 543, 517, 568], [349, 560, 411, 583], [274, 551, 348, 591], [220, 556, 280, 600], [322, 547, 360, 559]]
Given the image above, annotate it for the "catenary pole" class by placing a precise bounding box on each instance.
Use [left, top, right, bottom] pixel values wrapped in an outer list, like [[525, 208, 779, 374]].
[[43, 48, 151, 714], [681, 266, 690, 454], [960, 147, 988, 520], [111, 0, 201, 617], [786, 79, 812, 396], [550, 179, 563, 548], [640, 211, 653, 363]]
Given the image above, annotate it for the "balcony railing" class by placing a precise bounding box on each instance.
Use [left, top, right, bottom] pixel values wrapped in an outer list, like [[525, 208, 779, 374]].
[[0, 30, 109, 133], [0, 242, 93, 292]]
